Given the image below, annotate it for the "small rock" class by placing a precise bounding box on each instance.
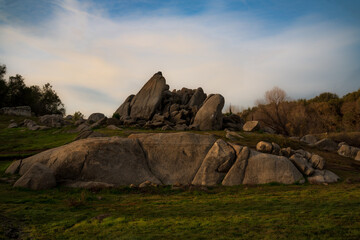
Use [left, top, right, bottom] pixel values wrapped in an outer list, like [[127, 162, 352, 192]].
[[256, 141, 273, 153], [308, 170, 340, 184], [300, 134, 317, 145], [271, 142, 281, 155], [309, 154, 325, 170], [8, 122, 18, 128], [242, 121, 260, 132], [139, 180, 152, 188], [106, 125, 122, 130], [314, 138, 338, 152], [87, 113, 105, 124]]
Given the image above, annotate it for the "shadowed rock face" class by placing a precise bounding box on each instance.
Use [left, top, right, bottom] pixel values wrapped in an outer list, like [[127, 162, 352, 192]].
[[130, 72, 168, 120], [115, 95, 135, 117], [129, 132, 217, 185], [16, 137, 161, 186], [14, 163, 56, 190]]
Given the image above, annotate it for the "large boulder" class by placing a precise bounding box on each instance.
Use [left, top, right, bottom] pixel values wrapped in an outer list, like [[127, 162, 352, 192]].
[[114, 94, 135, 118], [242, 151, 304, 184], [242, 121, 260, 132], [13, 163, 56, 190], [192, 94, 224, 130], [14, 137, 161, 186], [337, 144, 360, 159], [222, 146, 250, 186], [192, 139, 235, 186], [87, 113, 105, 123], [39, 114, 64, 128], [307, 170, 339, 184], [314, 138, 338, 152], [128, 132, 216, 185], [130, 72, 168, 120], [300, 134, 317, 145]]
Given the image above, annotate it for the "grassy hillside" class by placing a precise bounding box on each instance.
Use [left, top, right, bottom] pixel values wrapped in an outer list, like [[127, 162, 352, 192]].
[[1, 115, 360, 239]]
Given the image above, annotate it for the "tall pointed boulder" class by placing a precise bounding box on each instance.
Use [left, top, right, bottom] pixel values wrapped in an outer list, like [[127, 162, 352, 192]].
[[130, 72, 168, 120]]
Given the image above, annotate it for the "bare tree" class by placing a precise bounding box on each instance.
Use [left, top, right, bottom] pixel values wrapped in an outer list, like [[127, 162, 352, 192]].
[[256, 87, 290, 135]]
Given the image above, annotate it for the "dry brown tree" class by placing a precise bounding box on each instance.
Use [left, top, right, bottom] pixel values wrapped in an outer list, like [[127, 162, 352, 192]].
[[256, 87, 290, 135]]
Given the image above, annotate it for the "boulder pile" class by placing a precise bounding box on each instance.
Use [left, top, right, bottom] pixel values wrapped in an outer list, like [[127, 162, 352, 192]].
[[255, 140, 337, 184], [6, 133, 339, 190], [114, 72, 242, 130]]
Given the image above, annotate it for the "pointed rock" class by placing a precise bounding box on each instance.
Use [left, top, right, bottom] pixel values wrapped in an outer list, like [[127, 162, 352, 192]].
[[130, 72, 168, 120], [192, 139, 235, 186], [222, 146, 250, 186], [192, 94, 224, 130]]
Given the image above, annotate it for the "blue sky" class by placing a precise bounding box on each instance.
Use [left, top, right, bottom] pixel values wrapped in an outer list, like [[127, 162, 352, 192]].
[[0, 0, 359, 116]]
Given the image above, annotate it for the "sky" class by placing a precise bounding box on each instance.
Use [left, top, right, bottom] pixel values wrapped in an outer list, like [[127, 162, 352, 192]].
[[0, 0, 359, 117]]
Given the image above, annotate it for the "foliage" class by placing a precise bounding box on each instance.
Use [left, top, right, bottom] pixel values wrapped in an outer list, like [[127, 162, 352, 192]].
[[0, 64, 65, 115], [244, 88, 360, 136], [73, 111, 84, 121], [112, 113, 120, 120]]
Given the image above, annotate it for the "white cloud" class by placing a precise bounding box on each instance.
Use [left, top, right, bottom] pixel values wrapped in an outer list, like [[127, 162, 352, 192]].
[[0, 0, 359, 116]]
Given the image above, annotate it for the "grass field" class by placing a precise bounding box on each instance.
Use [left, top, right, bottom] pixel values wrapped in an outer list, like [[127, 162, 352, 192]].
[[1, 159, 360, 239], [1, 116, 360, 239]]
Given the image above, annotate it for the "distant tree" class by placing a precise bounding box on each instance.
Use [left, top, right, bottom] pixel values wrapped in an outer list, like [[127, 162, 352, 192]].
[[309, 92, 339, 103], [73, 111, 84, 121], [39, 83, 65, 115], [7, 74, 26, 107], [0, 64, 8, 108], [256, 87, 290, 135], [0, 63, 66, 115]]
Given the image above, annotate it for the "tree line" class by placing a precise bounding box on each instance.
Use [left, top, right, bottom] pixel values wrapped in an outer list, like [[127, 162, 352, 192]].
[[0, 64, 65, 116], [240, 87, 360, 136]]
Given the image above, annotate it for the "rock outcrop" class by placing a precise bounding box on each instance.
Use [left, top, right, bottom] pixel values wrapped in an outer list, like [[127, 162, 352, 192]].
[[7, 133, 340, 189], [113, 72, 234, 130], [0, 106, 31, 117]]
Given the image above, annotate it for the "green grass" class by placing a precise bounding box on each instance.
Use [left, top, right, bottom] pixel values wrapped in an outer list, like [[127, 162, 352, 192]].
[[1, 116, 360, 239], [0, 115, 77, 159], [0, 160, 360, 239]]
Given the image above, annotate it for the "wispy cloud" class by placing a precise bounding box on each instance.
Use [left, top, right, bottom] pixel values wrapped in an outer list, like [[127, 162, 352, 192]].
[[0, 0, 359, 116]]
